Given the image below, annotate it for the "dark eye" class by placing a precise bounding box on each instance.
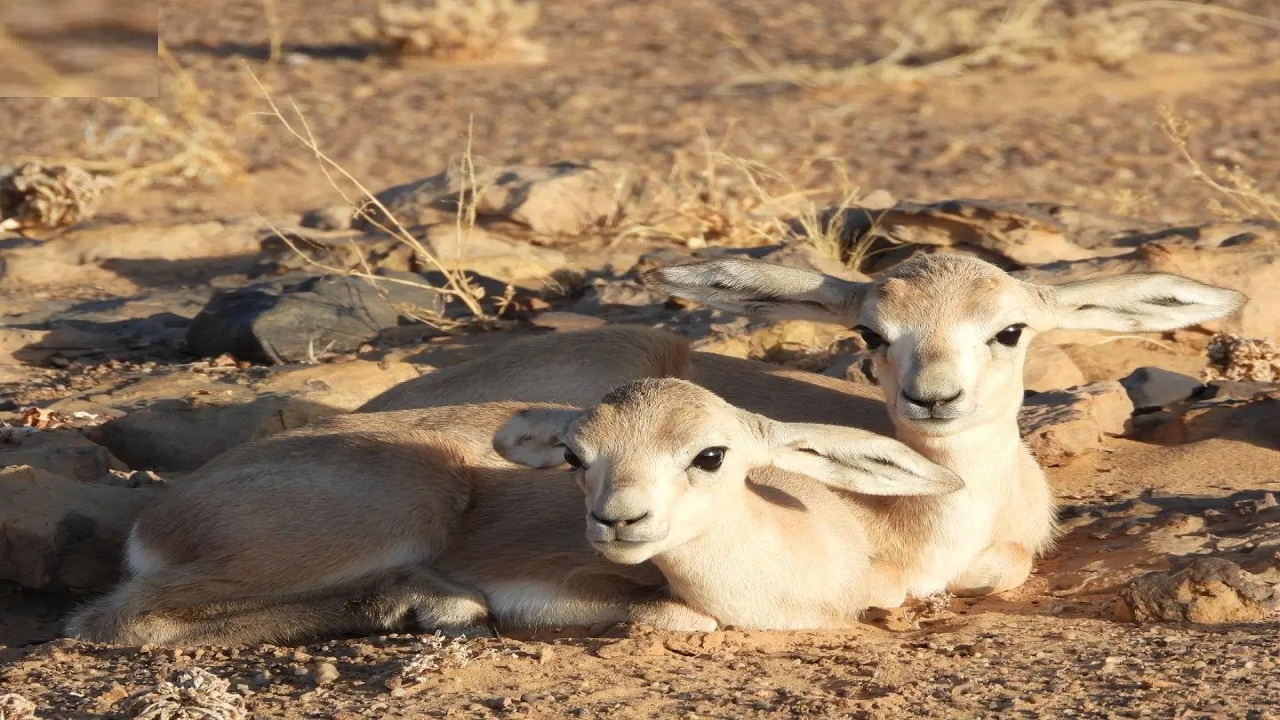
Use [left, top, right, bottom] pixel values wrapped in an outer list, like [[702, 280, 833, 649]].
[[691, 447, 726, 472], [563, 446, 583, 470], [854, 325, 887, 351], [992, 324, 1026, 347]]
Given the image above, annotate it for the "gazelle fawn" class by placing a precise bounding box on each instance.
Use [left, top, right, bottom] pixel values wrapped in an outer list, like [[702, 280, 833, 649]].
[[497, 378, 962, 629], [362, 252, 1245, 599], [66, 380, 957, 645], [647, 253, 1246, 596]]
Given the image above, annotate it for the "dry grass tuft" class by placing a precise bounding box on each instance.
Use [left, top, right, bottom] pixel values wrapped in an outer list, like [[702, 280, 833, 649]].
[[617, 144, 884, 270], [1202, 334, 1280, 383], [0, 163, 115, 235], [352, 0, 543, 61], [0, 693, 38, 720], [16, 43, 247, 192], [385, 633, 505, 696], [250, 69, 508, 331], [125, 667, 246, 720], [1160, 105, 1280, 224]]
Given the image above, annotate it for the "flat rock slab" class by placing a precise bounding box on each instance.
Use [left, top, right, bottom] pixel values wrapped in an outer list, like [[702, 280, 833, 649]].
[[187, 274, 446, 364], [1019, 381, 1133, 460], [0, 465, 162, 591]]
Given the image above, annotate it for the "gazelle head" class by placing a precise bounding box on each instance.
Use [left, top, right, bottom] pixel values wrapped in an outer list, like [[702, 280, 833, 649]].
[[645, 254, 1246, 438], [495, 378, 962, 564]]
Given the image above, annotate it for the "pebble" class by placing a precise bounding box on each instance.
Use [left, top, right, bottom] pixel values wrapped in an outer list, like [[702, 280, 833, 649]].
[[312, 662, 340, 686]]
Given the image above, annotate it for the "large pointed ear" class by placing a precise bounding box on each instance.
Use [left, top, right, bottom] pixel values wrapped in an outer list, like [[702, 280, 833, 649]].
[[643, 259, 870, 324], [761, 420, 963, 496], [494, 407, 583, 468], [1041, 273, 1246, 332]]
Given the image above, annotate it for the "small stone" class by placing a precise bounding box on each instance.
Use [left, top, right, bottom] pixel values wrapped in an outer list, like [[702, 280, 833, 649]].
[[312, 662, 340, 686]]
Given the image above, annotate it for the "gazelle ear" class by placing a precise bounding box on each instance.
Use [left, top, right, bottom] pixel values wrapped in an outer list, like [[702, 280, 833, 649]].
[[643, 259, 870, 324], [1040, 273, 1246, 332], [761, 420, 963, 497], [494, 407, 583, 468]]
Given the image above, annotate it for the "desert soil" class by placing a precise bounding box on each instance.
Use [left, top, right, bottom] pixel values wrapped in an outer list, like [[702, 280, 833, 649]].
[[0, 0, 158, 97], [2, 1, 1280, 719]]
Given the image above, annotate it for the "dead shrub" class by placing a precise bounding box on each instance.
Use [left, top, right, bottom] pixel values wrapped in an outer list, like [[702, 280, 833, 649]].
[[351, 0, 543, 61]]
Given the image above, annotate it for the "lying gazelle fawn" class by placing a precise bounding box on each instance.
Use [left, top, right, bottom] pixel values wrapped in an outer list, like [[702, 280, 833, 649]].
[[363, 253, 1246, 599], [67, 379, 958, 645]]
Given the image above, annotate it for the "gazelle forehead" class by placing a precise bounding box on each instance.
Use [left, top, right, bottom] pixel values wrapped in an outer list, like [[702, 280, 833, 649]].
[[869, 255, 1032, 330], [574, 379, 731, 451]]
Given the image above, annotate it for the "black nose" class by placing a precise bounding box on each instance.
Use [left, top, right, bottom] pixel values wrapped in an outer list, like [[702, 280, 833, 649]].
[[590, 511, 650, 528], [901, 389, 963, 408]]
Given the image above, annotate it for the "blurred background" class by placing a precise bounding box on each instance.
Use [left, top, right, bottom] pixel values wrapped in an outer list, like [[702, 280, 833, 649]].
[[0, 0, 1276, 226], [1, 0, 157, 97]]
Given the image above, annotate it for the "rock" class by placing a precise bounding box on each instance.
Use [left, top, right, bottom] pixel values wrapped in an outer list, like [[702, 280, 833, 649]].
[[822, 352, 878, 385], [311, 662, 340, 686], [1120, 367, 1202, 410], [1023, 341, 1086, 393], [357, 160, 637, 236], [186, 274, 446, 364], [1198, 380, 1280, 402], [1019, 381, 1134, 460], [0, 465, 162, 591], [300, 205, 353, 231], [256, 226, 564, 283], [1129, 389, 1280, 448], [414, 225, 566, 281], [0, 429, 127, 482], [90, 360, 420, 471], [813, 198, 1092, 267], [1114, 557, 1280, 624]]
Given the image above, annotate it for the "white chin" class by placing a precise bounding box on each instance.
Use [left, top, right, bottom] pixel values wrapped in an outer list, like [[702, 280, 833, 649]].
[[898, 415, 966, 434], [597, 542, 657, 565]]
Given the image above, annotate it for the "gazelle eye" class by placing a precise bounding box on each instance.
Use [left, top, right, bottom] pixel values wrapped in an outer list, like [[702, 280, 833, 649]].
[[992, 324, 1026, 347], [563, 446, 583, 469], [691, 447, 726, 472], [854, 325, 888, 351]]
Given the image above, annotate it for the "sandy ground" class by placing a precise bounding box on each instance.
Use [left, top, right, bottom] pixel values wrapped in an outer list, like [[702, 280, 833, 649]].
[[1, 0, 157, 97], [2, 1, 1280, 718]]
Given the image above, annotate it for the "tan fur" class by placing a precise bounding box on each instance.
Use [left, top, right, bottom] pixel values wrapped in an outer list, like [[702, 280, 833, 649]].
[[65, 379, 953, 645], [496, 378, 961, 630], [359, 252, 1245, 601], [65, 402, 715, 646]]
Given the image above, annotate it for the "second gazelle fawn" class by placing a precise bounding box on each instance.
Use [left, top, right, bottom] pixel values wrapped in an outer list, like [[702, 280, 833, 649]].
[[66, 379, 957, 645], [362, 253, 1246, 599]]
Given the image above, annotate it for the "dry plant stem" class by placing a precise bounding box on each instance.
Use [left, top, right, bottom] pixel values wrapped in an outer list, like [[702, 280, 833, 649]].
[[262, 0, 284, 66], [96, 41, 243, 190], [1102, 1, 1280, 33], [246, 66, 490, 321], [266, 223, 471, 333], [1159, 105, 1280, 223]]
